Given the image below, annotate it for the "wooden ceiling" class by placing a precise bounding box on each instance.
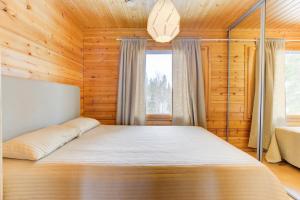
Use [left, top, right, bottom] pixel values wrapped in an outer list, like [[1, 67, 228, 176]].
[[237, 0, 300, 29], [60, 0, 300, 30], [60, 0, 258, 29]]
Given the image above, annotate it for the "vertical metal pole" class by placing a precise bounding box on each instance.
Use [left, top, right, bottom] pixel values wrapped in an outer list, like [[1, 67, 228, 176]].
[[226, 30, 231, 142], [257, 0, 266, 161]]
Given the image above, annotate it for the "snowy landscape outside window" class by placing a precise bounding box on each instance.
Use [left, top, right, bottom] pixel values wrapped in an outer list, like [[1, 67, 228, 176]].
[[285, 51, 300, 116], [145, 50, 172, 115]]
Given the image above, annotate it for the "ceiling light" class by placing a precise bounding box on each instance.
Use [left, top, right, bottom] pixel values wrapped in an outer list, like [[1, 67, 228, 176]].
[[147, 0, 180, 43]]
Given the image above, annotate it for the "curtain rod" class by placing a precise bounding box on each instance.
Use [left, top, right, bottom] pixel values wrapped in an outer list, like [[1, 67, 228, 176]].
[[116, 38, 257, 42], [286, 40, 300, 42], [116, 38, 300, 42]]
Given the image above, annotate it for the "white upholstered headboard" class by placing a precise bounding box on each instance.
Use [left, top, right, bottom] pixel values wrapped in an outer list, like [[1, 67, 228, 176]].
[[2, 76, 80, 141]]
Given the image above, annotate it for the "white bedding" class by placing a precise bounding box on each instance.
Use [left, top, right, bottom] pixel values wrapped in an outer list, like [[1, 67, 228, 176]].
[[266, 127, 300, 168], [43, 126, 258, 165], [4, 125, 289, 200]]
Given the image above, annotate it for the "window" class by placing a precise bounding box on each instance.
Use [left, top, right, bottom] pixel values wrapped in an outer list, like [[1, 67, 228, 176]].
[[285, 52, 300, 116], [145, 50, 172, 116]]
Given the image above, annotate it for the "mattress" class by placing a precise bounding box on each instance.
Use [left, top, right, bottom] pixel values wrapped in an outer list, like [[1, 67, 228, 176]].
[[4, 125, 289, 200], [266, 127, 300, 168]]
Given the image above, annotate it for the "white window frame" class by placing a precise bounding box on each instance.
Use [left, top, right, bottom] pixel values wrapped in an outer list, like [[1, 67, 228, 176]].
[[145, 50, 173, 121], [285, 51, 300, 126]]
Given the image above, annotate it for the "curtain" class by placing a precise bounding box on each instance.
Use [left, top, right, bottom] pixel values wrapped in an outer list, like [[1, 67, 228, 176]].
[[116, 39, 146, 125], [172, 39, 207, 127], [248, 39, 286, 149]]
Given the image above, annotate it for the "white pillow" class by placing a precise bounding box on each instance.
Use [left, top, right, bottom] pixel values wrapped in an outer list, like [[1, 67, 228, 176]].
[[62, 117, 100, 136], [3, 125, 79, 161]]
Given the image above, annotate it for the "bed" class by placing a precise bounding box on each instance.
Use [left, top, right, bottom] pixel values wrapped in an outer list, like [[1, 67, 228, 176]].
[[266, 127, 300, 168], [4, 125, 289, 200], [2, 77, 289, 200]]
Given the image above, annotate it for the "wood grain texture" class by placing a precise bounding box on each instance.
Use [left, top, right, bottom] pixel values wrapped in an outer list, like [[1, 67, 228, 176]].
[[4, 160, 290, 200], [0, 0, 84, 112], [59, 0, 300, 30], [0, 48, 3, 200], [2, 0, 300, 152], [60, 0, 258, 29], [248, 152, 300, 196], [83, 28, 254, 150], [231, 29, 300, 42], [236, 0, 300, 30], [286, 115, 300, 126]]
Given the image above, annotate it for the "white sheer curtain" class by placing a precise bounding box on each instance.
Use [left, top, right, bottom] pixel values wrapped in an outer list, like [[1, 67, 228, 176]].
[[172, 39, 207, 127], [116, 39, 146, 125], [248, 39, 286, 149]]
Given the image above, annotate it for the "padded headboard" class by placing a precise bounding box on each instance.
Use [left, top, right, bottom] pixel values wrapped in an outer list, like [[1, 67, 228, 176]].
[[2, 76, 80, 141]]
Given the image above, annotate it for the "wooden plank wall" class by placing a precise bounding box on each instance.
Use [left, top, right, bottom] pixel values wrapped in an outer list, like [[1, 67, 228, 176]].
[[2, 0, 299, 153], [0, 0, 84, 112], [0, 48, 2, 199], [83, 28, 255, 150]]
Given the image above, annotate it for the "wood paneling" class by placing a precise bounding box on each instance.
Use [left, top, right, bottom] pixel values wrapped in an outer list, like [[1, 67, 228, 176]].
[[226, 42, 257, 151], [232, 29, 300, 43], [0, 48, 2, 199], [60, 0, 258, 29], [146, 115, 172, 126], [287, 115, 300, 126], [244, 45, 256, 120], [56, 0, 300, 31], [83, 28, 254, 150], [2, 0, 300, 152], [0, 0, 84, 112], [236, 0, 300, 30]]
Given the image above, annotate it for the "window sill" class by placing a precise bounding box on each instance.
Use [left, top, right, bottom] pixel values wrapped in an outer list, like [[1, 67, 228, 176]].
[[146, 114, 172, 126], [286, 115, 300, 126], [146, 114, 172, 121]]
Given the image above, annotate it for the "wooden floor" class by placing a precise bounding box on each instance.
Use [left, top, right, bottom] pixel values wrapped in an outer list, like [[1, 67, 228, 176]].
[[248, 152, 300, 199]]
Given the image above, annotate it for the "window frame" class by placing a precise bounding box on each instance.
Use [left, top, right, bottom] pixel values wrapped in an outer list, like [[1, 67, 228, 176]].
[[285, 51, 300, 126], [145, 50, 173, 121], [286, 115, 300, 126]]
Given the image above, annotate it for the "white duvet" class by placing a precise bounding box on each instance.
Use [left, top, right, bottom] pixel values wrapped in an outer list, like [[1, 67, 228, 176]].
[[4, 125, 289, 200]]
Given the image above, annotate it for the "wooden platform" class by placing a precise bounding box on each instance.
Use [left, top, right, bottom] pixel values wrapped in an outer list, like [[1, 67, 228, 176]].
[[248, 152, 300, 199]]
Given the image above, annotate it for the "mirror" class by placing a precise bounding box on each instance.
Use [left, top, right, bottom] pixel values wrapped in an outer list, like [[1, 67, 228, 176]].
[[263, 0, 300, 196], [227, 7, 262, 157]]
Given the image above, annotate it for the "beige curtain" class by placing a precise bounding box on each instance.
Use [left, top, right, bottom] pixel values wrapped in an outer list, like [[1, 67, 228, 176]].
[[116, 39, 146, 125], [248, 39, 286, 149], [172, 39, 207, 127]]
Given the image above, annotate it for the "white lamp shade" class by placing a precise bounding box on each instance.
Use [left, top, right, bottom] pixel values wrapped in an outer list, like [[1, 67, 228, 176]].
[[147, 0, 180, 43]]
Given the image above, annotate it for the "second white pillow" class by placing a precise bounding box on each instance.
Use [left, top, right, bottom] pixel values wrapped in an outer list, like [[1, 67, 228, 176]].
[[62, 117, 100, 136]]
